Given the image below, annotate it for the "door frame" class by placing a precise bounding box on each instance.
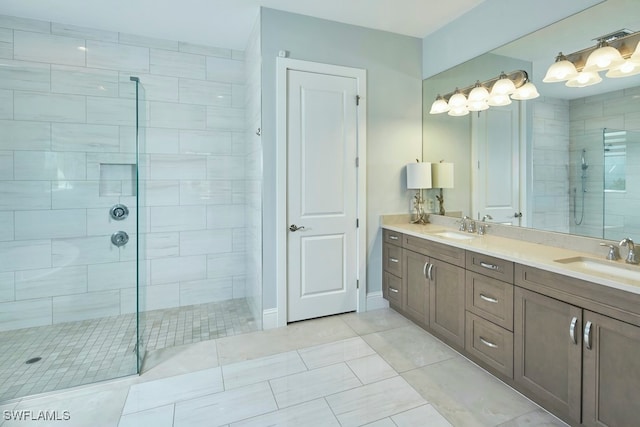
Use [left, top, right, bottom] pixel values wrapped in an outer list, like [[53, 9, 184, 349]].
[[275, 57, 367, 327]]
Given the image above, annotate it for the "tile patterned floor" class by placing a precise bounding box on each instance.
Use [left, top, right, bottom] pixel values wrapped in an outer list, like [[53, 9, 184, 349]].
[[0, 308, 568, 427], [0, 298, 258, 402]]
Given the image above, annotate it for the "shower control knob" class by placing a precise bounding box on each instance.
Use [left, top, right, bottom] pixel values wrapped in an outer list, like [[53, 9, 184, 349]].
[[111, 231, 129, 247], [110, 204, 129, 221]]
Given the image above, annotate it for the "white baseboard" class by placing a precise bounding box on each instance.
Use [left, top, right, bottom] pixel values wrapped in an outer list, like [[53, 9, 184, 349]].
[[366, 291, 389, 311], [262, 308, 279, 329]]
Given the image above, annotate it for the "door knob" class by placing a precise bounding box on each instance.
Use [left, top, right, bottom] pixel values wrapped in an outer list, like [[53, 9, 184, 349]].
[[289, 224, 305, 232], [514, 212, 523, 218]]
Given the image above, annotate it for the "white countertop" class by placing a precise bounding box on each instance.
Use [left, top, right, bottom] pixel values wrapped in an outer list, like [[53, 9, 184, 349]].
[[383, 222, 640, 295]]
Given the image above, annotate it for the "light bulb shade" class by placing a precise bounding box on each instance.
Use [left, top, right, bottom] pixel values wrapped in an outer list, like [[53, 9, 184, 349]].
[[406, 162, 432, 189], [468, 84, 489, 102], [543, 59, 578, 82], [429, 97, 450, 114], [606, 60, 640, 78], [432, 162, 454, 189], [565, 71, 602, 87], [448, 92, 467, 108], [491, 77, 516, 95], [583, 45, 625, 72], [467, 100, 489, 111], [447, 106, 469, 116], [511, 82, 540, 100], [487, 94, 512, 106]]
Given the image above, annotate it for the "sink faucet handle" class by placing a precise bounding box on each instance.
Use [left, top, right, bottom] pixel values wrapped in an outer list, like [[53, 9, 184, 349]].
[[600, 242, 620, 261], [481, 214, 493, 222], [458, 216, 469, 231], [619, 237, 639, 264]]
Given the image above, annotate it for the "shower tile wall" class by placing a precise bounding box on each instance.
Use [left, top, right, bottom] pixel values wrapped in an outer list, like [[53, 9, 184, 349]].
[[0, 14, 252, 332]]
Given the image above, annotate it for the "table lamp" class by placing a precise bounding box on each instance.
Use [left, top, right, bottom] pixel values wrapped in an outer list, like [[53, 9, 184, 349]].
[[407, 161, 432, 224]]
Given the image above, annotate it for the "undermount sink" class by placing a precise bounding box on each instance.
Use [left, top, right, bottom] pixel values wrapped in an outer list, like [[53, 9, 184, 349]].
[[554, 256, 640, 282], [432, 231, 476, 241]]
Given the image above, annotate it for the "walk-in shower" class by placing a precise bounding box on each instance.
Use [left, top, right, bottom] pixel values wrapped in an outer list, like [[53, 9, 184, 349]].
[[573, 148, 588, 225]]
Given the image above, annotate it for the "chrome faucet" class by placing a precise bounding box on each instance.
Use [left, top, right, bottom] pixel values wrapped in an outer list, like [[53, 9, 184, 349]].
[[600, 243, 620, 261], [478, 214, 493, 235], [619, 238, 639, 264], [467, 219, 476, 233], [459, 216, 470, 232]]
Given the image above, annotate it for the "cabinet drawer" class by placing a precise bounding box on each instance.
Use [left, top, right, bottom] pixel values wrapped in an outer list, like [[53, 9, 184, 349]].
[[383, 244, 402, 277], [403, 235, 465, 267], [466, 272, 514, 331], [465, 312, 514, 378], [383, 229, 403, 246], [466, 251, 514, 283], [383, 271, 403, 307]]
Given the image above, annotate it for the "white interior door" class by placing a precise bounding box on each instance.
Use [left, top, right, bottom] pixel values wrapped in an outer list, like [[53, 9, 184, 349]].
[[473, 103, 522, 225], [286, 69, 359, 322]]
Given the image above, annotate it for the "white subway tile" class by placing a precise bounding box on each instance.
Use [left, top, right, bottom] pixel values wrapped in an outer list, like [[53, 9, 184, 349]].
[[0, 212, 13, 241], [145, 232, 179, 259], [52, 64, 119, 97], [0, 151, 12, 180], [0, 181, 51, 210], [51, 22, 119, 42], [206, 57, 244, 84], [120, 33, 179, 51], [232, 228, 246, 252], [151, 255, 206, 285], [0, 89, 12, 119], [88, 261, 137, 291], [14, 30, 86, 66], [232, 84, 245, 109], [232, 50, 244, 61], [207, 253, 246, 279], [150, 49, 205, 79], [207, 205, 246, 229], [143, 128, 180, 154], [52, 236, 120, 266], [207, 156, 245, 179], [179, 229, 232, 256], [179, 130, 232, 155], [14, 151, 86, 180], [52, 181, 119, 209], [150, 206, 206, 232], [144, 180, 180, 206], [52, 290, 120, 323], [206, 107, 244, 131], [15, 91, 86, 123], [179, 180, 232, 205], [179, 79, 231, 106], [0, 28, 11, 59], [149, 101, 206, 129], [148, 154, 207, 180], [86, 152, 136, 179], [179, 42, 231, 58], [119, 73, 179, 102], [0, 59, 51, 91], [144, 283, 180, 310], [52, 123, 120, 152], [15, 265, 87, 299], [86, 208, 136, 236], [15, 209, 87, 240], [0, 272, 13, 302], [86, 40, 149, 72], [0, 298, 52, 331], [120, 287, 136, 314], [0, 15, 50, 33], [232, 276, 246, 298], [87, 96, 136, 126], [179, 277, 232, 306], [0, 240, 51, 272], [0, 120, 51, 150]]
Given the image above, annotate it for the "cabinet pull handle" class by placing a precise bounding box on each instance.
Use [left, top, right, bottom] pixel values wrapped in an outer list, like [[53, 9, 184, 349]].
[[479, 294, 498, 304], [389, 287, 399, 293], [427, 263, 434, 280], [389, 258, 399, 263], [423, 261, 429, 279], [389, 235, 399, 240], [569, 317, 578, 345], [480, 337, 498, 348], [479, 261, 499, 271], [584, 321, 592, 350]]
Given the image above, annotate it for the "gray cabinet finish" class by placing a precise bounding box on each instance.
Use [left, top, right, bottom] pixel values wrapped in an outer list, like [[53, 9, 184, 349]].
[[402, 249, 429, 326], [429, 258, 465, 349], [465, 312, 514, 378], [465, 271, 514, 331]]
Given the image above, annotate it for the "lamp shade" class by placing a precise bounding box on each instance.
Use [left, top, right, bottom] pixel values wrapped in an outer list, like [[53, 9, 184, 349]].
[[432, 162, 454, 188], [511, 82, 540, 100], [429, 96, 450, 114], [406, 162, 432, 189], [566, 71, 602, 87], [543, 54, 578, 82], [583, 44, 625, 72]]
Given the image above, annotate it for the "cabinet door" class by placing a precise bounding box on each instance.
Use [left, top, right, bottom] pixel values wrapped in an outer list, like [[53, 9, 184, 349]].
[[402, 249, 429, 326], [429, 259, 466, 348], [583, 310, 640, 427], [514, 287, 582, 423]]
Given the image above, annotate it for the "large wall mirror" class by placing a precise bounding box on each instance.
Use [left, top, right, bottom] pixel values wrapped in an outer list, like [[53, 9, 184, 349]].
[[422, 0, 640, 241]]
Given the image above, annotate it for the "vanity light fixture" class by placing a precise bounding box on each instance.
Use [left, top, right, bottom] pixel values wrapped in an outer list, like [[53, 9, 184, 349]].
[[543, 29, 640, 87], [428, 70, 538, 117]]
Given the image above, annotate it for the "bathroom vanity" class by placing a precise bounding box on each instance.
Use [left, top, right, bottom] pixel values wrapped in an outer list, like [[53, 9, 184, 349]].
[[382, 220, 640, 427]]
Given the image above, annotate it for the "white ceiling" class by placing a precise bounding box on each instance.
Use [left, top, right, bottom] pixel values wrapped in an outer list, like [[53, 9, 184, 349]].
[[0, 0, 485, 50]]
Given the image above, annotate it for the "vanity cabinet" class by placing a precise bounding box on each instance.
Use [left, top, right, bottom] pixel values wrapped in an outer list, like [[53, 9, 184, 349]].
[[402, 249, 429, 326], [382, 230, 404, 310]]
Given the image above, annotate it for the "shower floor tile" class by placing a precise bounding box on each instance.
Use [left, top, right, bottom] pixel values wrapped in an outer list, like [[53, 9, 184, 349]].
[[0, 298, 258, 403]]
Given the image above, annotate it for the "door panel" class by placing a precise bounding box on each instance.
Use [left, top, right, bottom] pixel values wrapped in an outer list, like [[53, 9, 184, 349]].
[[403, 249, 429, 326], [287, 69, 358, 322], [429, 259, 465, 348]]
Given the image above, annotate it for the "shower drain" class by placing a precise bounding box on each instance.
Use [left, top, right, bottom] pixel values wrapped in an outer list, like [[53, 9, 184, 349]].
[[25, 357, 42, 364]]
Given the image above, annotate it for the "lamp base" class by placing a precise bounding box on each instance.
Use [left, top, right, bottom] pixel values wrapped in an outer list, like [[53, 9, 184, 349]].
[[436, 188, 446, 216], [411, 191, 429, 224]]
